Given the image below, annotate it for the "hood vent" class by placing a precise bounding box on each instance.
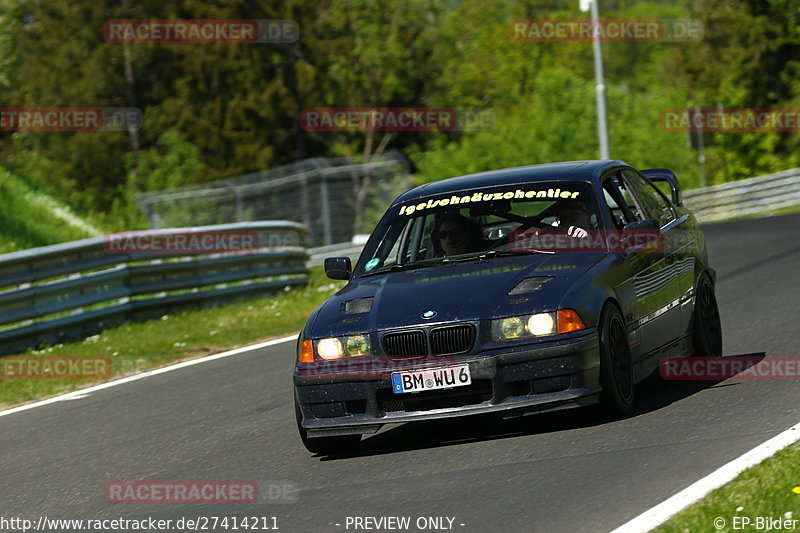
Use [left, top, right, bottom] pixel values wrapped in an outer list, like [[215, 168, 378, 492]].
[[341, 297, 373, 314], [508, 277, 553, 295]]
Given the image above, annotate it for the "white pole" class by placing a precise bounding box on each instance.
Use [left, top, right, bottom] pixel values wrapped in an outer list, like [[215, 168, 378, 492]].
[[583, 0, 610, 160]]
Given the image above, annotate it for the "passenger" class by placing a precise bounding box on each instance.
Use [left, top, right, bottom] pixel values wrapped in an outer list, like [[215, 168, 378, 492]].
[[433, 213, 485, 256], [553, 201, 591, 238]]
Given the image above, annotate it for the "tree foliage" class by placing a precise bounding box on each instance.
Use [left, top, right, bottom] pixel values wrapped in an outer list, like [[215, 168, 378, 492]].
[[0, 0, 798, 231]]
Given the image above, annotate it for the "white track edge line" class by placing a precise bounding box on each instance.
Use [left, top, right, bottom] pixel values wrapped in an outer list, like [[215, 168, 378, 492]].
[[0, 334, 298, 418], [610, 421, 800, 533]]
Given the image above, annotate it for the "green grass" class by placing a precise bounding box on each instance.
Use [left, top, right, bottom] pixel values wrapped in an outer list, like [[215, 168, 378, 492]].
[[0, 266, 344, 408], [655, 444, 800, 532], [0, 164, 99, 253]]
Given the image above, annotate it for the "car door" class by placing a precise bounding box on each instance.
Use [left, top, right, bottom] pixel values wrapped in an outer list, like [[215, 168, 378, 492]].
[[602, 171, 676, 357], [621, 169, 692, 353]]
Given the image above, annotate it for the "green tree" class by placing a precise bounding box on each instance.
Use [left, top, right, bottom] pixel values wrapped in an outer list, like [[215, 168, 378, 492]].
[[670, 0, 800, 178]]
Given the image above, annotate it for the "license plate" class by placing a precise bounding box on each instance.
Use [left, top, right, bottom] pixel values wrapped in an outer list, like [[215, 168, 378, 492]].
[[391, 364, 471, 394]]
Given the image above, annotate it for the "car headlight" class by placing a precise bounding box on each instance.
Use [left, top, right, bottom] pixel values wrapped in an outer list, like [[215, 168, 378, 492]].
[[316, 338, 343, 359], [498, 316, 526, 339], [314, 334, 371, 360], [492, 309, 585, 342], [527, 313, 555, 336], [344, 334, 370, 356]]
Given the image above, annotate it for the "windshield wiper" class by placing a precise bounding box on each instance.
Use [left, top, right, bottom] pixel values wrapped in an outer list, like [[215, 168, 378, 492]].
[[408, 249, 549, 265], [359, 259, 441, 276], [475, 249, 551, 260], [359, 250, 549, 276]]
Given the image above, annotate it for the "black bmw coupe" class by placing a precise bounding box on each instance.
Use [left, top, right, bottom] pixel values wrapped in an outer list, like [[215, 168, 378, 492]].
[[293, 160, 722, 454]]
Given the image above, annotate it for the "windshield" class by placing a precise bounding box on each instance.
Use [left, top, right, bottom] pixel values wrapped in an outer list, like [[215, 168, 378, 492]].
[[354, 180, 601, 276]]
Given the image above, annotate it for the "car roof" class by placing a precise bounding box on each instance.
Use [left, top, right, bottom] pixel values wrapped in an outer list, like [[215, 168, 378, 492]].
[[395, 160, 630, 204]]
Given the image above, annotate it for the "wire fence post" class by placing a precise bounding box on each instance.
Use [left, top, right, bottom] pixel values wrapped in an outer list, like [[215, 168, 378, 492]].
[[318, 169, 333, 246]]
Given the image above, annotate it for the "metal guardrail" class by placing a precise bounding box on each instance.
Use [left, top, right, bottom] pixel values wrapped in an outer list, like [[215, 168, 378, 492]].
[[0, 222, 308, 356], [307, 241, 365, 268], [682, 167, 800, 222]]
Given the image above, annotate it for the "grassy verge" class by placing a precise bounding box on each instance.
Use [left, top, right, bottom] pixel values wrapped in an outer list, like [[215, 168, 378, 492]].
[[0, 164, 97, 252], [655, 443, 800, 532], [0, 266, 344, 408], [763, 204, 800, 218]]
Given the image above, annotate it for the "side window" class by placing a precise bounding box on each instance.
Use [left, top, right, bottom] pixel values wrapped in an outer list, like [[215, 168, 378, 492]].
[[652, 180, 673, 201], [602, 173, 641, 228], [623, 170, 676, 226]]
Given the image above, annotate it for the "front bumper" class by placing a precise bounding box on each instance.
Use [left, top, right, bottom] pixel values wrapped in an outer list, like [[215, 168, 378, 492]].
[[293, 331, 601, 437]]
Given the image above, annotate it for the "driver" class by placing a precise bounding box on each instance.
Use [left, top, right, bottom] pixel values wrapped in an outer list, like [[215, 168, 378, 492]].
[[433, 213, 485, 256]]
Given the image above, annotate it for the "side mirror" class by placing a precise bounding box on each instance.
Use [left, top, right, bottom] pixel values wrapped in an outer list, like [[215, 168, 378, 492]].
[[622, 219, 664, 254], [324, 257, 351, 280], [641, 169, 682, 206]]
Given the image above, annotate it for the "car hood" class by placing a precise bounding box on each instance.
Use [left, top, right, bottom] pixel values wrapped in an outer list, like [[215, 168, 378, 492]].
[[310, 253, 605, 336]]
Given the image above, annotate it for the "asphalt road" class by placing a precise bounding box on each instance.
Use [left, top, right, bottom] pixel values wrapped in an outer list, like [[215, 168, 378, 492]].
[[2, 214, 800, 533]]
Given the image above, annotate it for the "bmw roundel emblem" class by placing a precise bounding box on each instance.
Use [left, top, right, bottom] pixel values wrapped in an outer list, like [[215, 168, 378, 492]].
[[421, 310, 437, 319]]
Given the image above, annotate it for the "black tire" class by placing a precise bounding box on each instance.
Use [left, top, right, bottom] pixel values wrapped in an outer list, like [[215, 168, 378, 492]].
[[692, 274, 723, 358], [294, 396, 360, 455], [599, 303, 635, 416]]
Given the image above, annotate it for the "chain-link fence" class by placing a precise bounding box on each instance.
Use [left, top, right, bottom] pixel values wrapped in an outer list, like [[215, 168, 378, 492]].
[[135, 150, 411, 247]]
